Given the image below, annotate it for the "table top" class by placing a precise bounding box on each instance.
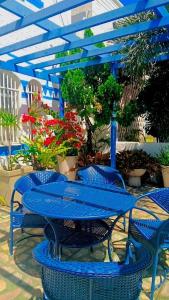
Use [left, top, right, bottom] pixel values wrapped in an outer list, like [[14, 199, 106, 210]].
[[22, 181, 136, 220]]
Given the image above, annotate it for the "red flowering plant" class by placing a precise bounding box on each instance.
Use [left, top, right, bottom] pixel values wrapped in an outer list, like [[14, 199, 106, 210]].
[[43, 111, 84, 157], [15, 97, 84, 169]]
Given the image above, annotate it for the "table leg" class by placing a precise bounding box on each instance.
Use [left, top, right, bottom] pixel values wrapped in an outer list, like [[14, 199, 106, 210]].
[[45, 217, 61, 260]]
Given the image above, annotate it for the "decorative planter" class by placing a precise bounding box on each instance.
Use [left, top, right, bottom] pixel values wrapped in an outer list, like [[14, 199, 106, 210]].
[[128, 169, 146, 187], [0, 165, 33, 206], [57, 155, 78, 180], [161, 165, 169, 187]]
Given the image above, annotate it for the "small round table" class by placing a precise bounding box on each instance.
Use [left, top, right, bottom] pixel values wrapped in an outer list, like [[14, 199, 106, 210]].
[[23, 181, 136, 259]]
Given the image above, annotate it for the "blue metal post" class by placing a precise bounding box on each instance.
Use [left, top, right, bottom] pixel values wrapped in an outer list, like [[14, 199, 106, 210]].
[[111, 64, 118, 169], [58, 77, 64, 118], [111, 106, 117, 169]]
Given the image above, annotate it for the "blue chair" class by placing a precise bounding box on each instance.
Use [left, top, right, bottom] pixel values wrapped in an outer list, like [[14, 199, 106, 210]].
[[128, 188, 169, 300], [77, 165, 126, 189], [33, 240, 152, 300], [77, 165, 127, 231], [10, 171, 67, 256]]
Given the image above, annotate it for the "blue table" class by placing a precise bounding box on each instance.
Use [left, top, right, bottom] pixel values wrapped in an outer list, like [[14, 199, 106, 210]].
[[23, 181, 136, 259]]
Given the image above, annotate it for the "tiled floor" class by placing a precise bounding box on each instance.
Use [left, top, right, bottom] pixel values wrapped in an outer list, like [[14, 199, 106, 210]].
[[0, 185, 168, 299]]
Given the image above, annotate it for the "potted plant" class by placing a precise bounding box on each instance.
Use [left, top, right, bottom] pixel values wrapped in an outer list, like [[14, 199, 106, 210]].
[[17, 110, 84, 179], [157, 148, 169, 187], [50, 111, 84, 180], [14, 91, 61, 171], [116, 150, 159, 187], [0, 110, 32, 205]]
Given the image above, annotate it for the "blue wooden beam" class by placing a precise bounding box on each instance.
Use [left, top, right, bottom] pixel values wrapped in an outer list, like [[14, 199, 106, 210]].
[[0, 0, 92, 37], [0, 0, 102, 59], [9, 14, 169, 65], [25, 0, 44, 9], [155, 6, 169, 17], [36, 54, 125, 78], [1, 0, 169, 55], [30, 41, 132, 70], [29, 32, 169, 70]]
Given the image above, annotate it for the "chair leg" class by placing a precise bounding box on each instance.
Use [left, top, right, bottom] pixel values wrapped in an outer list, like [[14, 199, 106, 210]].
[[150, 250, 159, 300], [123, 215, 126, 232], [9, 224, 14, 256], [108, 238, 113, 262]]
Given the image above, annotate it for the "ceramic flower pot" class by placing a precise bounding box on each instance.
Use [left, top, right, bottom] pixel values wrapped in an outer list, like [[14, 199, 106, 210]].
[[128, 168, 146, 187], [161, 165, 169, 187], [0, 166, 33, 206], [57, 155, 78, 180]]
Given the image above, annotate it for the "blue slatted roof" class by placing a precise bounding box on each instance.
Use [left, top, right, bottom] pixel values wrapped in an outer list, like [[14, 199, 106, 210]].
[[0, 0, 169, 82]]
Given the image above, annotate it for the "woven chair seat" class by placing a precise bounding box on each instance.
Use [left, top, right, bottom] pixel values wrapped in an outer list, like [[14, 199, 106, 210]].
[[44, 219, 112, 248]]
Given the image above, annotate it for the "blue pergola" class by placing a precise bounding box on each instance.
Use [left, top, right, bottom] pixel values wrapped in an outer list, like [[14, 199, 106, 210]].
[[0, 0, 169, 167]]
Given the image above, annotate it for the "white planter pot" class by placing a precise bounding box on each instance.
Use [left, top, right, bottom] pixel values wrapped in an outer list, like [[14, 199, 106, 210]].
[[57, 155, 78, 180], [128, 169, 146, 187], [0, 166, 33, 206], [161, 165, 169, 187]]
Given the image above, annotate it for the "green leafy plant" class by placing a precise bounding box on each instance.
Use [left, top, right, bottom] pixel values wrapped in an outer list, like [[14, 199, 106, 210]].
[[0, 110, 19, 171], [156, 148, 169, 166], [116, 150, 160, 178]]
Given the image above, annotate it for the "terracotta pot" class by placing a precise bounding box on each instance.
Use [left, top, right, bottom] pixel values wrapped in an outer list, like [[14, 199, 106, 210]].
[[128, 168, 146, 187], [161, 165, 169, 187], [57, 155, 78, 180], [0, 166, 33, 206]]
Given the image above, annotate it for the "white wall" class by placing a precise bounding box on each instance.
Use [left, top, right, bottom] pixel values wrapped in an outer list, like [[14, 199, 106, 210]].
[[117, 142, 169, 156]]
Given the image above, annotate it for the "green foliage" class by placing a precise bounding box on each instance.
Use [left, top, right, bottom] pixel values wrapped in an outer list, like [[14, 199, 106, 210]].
[[115, 11, 168, 84], [84, 28, 93, 38], [0, 110, 19, 170], [61, 69, 94, 118], [136, 61, 169, 142], [116, 100, 138, 127], [96, 75, 123, 125], [0, 110, 18, 129], [60, 28, 124, 153], [14, 138, 59, 170], [157, 148, 169, 166]]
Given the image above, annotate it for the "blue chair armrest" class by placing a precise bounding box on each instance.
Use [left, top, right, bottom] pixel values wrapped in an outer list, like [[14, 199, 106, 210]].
[[129, 207, 160, 221], [33, 241, 152, 278]]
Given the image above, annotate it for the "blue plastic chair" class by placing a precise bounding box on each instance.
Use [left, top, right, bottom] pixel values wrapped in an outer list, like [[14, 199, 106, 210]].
[[77, 164, 127, 230], [10, 171, 67, 256], [33, 240, 152, 300], [128, 188, 169, 300]]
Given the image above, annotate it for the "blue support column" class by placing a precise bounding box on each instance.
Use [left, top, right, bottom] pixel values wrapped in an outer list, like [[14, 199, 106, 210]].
[[111, 108, 117, 169], [111, 64, 118, 169], [58, 77, 64, 118]]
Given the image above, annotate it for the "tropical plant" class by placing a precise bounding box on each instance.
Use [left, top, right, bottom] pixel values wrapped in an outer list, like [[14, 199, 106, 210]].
[[115, 11, 168, 86], [116, 150, 160, 178], [0, 110, 19, 170], [156, 148, 169, 166]]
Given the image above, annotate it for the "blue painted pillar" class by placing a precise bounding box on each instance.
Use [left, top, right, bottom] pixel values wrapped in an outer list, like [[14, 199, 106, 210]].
[[58, 77, 64, 118], [111, 64, 118, 169]]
